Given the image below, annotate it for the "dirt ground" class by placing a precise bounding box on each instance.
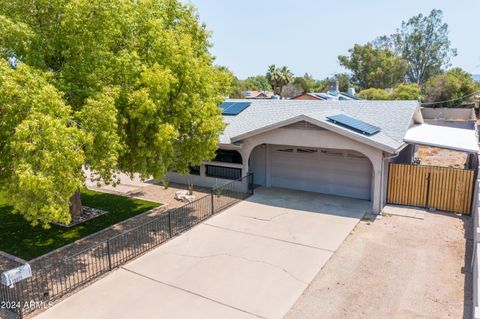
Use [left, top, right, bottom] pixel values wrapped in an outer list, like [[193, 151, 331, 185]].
[[417, 145, 468, 168], [122, 182, 211, 208], [286, 211, 472, 319], [85, 172, 211, 209]]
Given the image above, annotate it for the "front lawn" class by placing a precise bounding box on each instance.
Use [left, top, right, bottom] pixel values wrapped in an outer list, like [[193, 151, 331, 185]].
[[0, 190, 160, 260]]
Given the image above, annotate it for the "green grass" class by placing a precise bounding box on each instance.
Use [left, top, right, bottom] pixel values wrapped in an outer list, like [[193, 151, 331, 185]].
[[0, 190, 160, 260]]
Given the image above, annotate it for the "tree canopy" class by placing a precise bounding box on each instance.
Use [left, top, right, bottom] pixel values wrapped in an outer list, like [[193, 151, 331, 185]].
[[227, 74, 271, 98], [423, 68, 477, 107], [0, 0, 230, 227], [357, 88, 392, 100], [391, 84, 421, 100], [357, 84, 420, 100], [392, 9, 457, 84], [244, 75, 271, 91], [338, 43, 407, 90]]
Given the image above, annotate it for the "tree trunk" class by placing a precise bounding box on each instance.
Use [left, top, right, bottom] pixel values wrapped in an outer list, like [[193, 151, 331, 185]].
[[69, 190, 82, 218]]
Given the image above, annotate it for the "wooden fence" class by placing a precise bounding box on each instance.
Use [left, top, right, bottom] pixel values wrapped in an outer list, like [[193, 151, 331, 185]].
[[387, 163, 475, 214]]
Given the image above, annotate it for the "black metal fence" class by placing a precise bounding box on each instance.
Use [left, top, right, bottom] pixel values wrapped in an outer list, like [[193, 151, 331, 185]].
[[1, 173, 254, 318]]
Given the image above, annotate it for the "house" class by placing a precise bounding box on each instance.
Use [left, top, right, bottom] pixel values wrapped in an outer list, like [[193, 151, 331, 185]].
[[242, 90, 274, 99], [166, 99, 479, 214], [291, 91, 359, 101], [291, 81, 359, 101]]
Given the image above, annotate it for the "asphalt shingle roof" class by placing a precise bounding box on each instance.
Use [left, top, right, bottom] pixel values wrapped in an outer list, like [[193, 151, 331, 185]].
[[220, 99, 419, 152]]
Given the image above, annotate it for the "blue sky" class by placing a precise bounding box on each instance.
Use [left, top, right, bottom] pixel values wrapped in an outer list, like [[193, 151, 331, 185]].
[[187, 0, 480, 80]]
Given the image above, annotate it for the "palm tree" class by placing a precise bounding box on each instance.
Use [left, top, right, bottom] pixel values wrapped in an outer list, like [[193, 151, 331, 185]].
[[266, 64, 281, 95], [279, 66, 293, 84], [266, 65, 293, 96]]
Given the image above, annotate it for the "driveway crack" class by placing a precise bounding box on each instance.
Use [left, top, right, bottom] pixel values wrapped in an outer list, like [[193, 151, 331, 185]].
[[238, 210, 291, 222], [165, 251, 308, 285]]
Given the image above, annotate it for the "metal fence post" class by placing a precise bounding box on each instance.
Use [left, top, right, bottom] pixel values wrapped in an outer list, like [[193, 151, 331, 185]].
[[10, 282, 24, 319], [210, 189, 215, 215], [107, 240, 112, 270], [168, 210, 173, 238]]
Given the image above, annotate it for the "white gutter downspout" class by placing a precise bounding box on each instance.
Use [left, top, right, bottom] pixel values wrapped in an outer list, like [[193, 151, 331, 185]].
[[379, 151, 402, 214]]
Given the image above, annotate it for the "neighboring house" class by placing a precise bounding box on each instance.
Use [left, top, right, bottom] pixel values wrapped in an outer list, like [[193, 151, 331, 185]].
[[291, 91, 359, 101], [242, 90, 274, 99], [292, 82, 359, 101], [167, 99, 478, 214]]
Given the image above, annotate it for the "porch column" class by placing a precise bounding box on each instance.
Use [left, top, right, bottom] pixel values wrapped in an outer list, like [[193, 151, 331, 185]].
[[239, 149, 249, 177], [368, 151, 384, 214], [372, 167, 382, 214]]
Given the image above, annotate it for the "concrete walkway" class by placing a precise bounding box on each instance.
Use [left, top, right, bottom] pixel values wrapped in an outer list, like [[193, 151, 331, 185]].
[[36, 188, 370, 319]]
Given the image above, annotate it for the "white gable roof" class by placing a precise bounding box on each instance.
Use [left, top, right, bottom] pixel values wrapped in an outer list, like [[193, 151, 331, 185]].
[[220, 99, 420, 153]]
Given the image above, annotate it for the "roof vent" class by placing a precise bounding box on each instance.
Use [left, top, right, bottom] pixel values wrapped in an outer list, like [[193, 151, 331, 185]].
[[326, 114, 380, 136]]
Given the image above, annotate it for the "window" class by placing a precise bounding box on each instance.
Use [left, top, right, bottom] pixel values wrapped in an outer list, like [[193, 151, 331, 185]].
[[276, 148, 294, 152], [205, 165, 241, 180], [189, 166, 200, 175], [297, 148, 317, 154], [320, 149, 343, 156], [213, 149, 243, 164]]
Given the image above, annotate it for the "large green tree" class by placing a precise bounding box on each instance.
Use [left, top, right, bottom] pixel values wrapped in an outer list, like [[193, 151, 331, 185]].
[[391, 83, 421, 100], [338, 43, 407, 90], [358, 84, 420, 100], [244, 75, 271, 91], [357, 88, 391, 100], [392, 9, 457, 84], [228, 74, 272, 98], [0, 0, 229, 227], [293, 73, 316, 93], [423, 68, 477, 107]]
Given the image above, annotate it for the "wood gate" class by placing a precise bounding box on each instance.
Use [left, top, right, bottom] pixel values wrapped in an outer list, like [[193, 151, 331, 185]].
[[387, 163, 475, 214]]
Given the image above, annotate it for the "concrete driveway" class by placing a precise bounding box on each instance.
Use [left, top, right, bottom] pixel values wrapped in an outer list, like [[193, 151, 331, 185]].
[[36, 188, 370, 319]]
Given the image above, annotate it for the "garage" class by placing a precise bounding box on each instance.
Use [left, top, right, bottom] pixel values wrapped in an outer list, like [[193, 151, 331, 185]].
[[269, 145, 372, 200]]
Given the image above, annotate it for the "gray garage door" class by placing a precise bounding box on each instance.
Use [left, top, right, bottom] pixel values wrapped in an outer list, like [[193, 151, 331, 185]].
[[270, 146, 372, 200]]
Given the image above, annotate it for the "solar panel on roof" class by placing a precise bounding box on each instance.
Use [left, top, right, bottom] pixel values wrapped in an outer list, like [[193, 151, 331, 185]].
[[326, 114, 380, 136], [219, 102, 235, 110], [221, 102, 251, 116]]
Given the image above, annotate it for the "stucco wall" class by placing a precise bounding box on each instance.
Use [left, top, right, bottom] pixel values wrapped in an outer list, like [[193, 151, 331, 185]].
[[422, 107, 476, 121], [422, 108, 476, 130], [165, 172, 232, 189], [167, 124, 395, 214], [239, 127, 385, 213]]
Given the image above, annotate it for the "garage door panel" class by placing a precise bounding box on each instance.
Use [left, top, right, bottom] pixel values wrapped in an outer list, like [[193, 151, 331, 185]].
[[270, 149, 371, 200]]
